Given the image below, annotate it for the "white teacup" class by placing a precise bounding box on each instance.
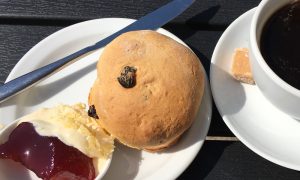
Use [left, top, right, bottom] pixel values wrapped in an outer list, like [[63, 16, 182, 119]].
[[249, 0, 300, 119]]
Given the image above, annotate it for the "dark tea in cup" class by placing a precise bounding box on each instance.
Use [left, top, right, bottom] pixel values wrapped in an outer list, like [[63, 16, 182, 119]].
[[260, 1, 300, 89]]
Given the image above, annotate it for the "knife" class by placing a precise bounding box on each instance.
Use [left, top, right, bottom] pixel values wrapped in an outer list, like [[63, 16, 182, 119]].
[[0, 0, 195, 103]]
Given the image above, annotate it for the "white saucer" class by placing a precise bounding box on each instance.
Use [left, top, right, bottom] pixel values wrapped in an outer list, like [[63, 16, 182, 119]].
[[0, 18, 212, 179], [211, 8, 300, 171]]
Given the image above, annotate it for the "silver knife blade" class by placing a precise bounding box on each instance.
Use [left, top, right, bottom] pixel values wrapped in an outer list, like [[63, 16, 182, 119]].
[[0, 0, 195, 103]]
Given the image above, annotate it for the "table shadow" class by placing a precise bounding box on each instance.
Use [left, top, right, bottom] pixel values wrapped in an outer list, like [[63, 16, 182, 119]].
[[163, 5, 221, 43], [189, 45, 211, 73], [178, 141, 233, 179], [186, 5, 221, 27]]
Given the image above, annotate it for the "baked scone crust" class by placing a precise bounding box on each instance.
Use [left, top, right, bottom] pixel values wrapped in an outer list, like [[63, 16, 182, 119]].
[[89, 30, 204, 151]]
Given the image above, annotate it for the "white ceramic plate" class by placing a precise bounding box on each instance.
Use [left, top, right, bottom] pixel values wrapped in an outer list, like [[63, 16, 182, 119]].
[[211, 8, 300, 171], [0, 18, 212, 179]]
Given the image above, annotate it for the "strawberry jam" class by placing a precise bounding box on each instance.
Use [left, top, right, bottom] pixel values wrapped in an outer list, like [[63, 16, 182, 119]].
[[0, 122, 95, 180]]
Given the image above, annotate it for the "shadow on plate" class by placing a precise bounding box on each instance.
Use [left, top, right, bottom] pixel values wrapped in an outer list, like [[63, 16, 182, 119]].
[[0, 60, 96, 124], [22, 61, 96, 107], [210, 63, 246, 116], [0, 62, 96, 109], [103, 142, 142, 180]]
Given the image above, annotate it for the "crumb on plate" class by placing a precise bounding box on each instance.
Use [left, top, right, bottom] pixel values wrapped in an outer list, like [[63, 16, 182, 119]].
[[231, 48, 255, 85]]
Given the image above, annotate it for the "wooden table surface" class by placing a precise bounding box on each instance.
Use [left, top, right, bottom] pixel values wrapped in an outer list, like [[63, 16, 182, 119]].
[[1, 0, 300, 179]]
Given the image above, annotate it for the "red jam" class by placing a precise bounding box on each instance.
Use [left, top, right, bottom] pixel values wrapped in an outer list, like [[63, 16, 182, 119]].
[[0, 122, 95, 180]]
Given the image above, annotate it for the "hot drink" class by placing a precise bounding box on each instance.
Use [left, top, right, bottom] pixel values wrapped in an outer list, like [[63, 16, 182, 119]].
[[260, 1, 300, 89]]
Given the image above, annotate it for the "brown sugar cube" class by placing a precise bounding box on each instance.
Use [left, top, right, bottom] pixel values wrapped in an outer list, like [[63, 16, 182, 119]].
[[231, 48, 255, 85]]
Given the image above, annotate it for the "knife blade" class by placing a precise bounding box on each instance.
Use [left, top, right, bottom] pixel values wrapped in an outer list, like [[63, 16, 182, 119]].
[[0, 0, 195, 103]]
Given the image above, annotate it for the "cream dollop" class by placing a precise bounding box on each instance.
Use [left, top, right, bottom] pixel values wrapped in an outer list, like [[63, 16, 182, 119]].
[[18, 103, 114, 161]]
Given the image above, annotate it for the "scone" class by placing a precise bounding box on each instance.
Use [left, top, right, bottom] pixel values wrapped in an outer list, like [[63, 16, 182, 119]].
[[89, 30, 205, 152]]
